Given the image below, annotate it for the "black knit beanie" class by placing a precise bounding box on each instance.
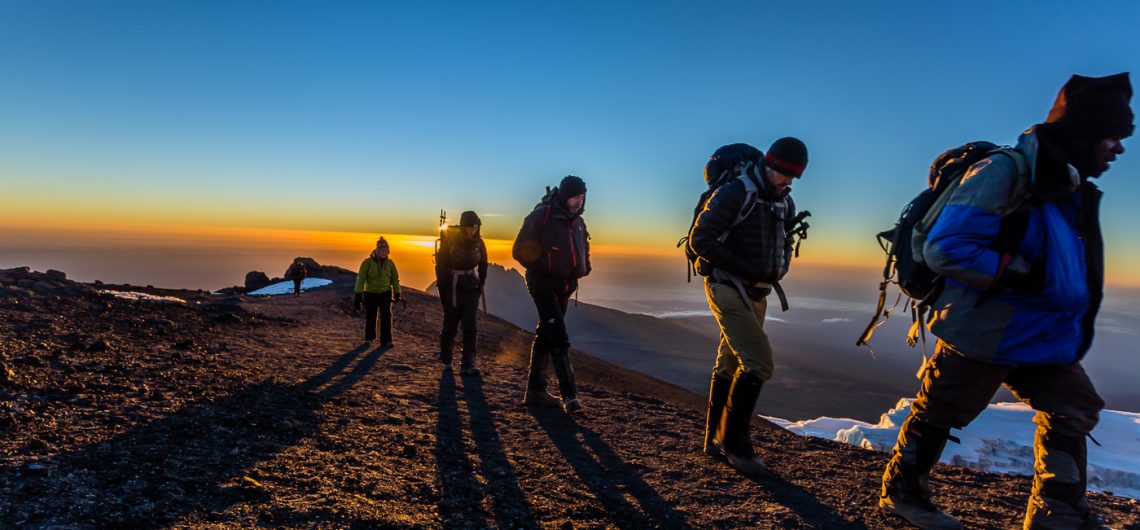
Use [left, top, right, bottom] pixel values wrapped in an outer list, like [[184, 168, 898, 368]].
[[1045, 72, 1133, 140], [765, 137, 809, 178], [558, 175, 587, 197], [459, 211, 481, 228]]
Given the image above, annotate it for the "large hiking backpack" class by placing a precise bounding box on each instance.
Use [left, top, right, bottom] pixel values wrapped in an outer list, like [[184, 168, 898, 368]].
[[677, 143, 812, 291], [437, 225, 483, 271], [855, 141, 1029, 354], [677, 143, 766, 281]]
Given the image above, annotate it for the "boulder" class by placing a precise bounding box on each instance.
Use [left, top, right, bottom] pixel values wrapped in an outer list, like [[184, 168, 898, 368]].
[[284, 257, 324, 277], [244, 271, 271, 290]]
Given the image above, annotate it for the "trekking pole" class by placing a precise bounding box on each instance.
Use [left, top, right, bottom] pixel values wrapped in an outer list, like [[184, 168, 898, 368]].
[[788, 210, 812, 258]]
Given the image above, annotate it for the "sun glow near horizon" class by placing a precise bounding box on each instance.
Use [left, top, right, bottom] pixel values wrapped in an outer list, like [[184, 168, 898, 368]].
[[3, 220, 1140, 290]]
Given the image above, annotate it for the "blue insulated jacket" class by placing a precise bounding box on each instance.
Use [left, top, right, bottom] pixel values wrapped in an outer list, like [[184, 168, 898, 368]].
[[923, 127, 1102, 365]]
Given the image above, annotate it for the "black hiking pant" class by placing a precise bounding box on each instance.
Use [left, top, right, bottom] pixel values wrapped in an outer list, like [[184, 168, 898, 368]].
[[362, 291, 393, 344], [292, 278, 303, 296], [525, 274, 577, 399], [439, 283, 480, 365], [884, 341, 1104, 528]]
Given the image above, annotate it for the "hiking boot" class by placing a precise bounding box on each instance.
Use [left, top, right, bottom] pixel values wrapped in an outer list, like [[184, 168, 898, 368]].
[[524, 343, 553, 405], [523, 390, 562, 407], [715, 371, 766, 475], [1025, 428, 1096, 530], [562, 396, 582, 414], [550, 348, 578, 401], [703, 373, 733, 458], [439, 334, 454, 365], [1078, 513, 1109, 530], [723, 450, 767, 476], [460, 365, 481, 377], [382, 342, 394, 348], [881, 416, 958, 530], [879, 492, 961, 530]]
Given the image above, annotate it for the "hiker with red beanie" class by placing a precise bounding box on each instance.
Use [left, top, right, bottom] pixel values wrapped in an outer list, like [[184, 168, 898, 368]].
[[688, 137, 809, 477], [879, 73, 1132, 530], [513, 175, 591, 413]]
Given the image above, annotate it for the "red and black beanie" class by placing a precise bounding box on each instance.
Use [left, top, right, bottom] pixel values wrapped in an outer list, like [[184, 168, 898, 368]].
[[765, 137, 808, 178]]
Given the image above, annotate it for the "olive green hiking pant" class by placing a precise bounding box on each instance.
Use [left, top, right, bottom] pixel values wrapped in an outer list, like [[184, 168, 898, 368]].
[[705, 281, 775, 381]]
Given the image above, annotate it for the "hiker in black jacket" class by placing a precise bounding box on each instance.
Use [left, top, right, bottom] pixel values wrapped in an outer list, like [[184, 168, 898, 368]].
[[288, 259, 307, 297], [689, 138, 807, 476], [513, 175, 591, 413], [436, 211, 489, 376]]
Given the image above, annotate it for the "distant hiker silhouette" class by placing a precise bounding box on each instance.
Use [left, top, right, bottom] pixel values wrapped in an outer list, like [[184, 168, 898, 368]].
[[288, 258, 307, 297], [435, 210, 489, 376], [513, 175, 591, 413], [878, 73, 1132, 530], [354, 237, 401, 346], [686, 138, 810, 477]]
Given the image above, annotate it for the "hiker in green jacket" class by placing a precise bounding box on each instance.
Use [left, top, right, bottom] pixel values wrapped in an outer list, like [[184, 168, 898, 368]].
[[354, 237, 402, 347]]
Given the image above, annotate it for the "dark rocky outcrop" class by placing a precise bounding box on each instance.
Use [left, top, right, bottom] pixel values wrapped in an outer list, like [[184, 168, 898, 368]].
[[244, 271, 271, 290]]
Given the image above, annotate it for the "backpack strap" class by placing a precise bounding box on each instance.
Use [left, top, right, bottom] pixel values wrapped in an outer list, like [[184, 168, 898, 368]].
[[731, 170, 760, 230]]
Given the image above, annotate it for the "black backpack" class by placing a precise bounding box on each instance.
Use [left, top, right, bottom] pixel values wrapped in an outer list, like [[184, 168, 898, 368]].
[[677, 143, 766, 282], [437, 226, 482, 271], [856, 141, 1029, 351]]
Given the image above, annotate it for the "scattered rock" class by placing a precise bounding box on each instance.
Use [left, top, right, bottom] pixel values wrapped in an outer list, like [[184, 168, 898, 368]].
[[45, 270, 67, 281]]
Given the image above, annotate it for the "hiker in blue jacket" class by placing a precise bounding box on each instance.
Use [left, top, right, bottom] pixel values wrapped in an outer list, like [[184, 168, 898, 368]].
[[879, 73, 1132, 530]]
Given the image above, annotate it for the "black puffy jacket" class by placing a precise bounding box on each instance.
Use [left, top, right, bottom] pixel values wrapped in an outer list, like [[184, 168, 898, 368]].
[[513, 200, 591, 281], [688, 173, 796, 285]]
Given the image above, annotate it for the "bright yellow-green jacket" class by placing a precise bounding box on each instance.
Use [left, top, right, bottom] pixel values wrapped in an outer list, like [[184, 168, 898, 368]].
[[355, 255, 401, 295]]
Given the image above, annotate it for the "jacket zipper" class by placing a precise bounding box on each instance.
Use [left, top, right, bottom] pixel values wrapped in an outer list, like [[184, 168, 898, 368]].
[[568, 224, 578, 271]]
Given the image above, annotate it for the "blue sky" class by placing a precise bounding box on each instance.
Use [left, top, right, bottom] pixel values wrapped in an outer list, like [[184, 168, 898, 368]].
[[2, 1, 1139, 279]]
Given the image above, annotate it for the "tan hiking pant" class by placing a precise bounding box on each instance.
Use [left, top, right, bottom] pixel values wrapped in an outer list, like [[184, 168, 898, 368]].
[[705, 281, 775, 381]]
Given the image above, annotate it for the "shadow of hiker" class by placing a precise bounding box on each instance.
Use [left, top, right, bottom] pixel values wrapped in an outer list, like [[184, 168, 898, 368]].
[[529, 408, 695, 530], [459, 376, 539, 529], [0, 343, 389, 528], [738, 467, 871, 529], [435, 370, 492, 528], [434, 371, 541, 529]]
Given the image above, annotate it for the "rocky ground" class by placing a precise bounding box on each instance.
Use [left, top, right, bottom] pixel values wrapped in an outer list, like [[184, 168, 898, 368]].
[[1, 266, 1137, 529]]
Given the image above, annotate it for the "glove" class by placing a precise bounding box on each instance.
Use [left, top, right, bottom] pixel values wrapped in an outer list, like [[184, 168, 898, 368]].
[[353, 292, 363, 311], [996, 255, 1046, 295], [393, 293, 403, 303]]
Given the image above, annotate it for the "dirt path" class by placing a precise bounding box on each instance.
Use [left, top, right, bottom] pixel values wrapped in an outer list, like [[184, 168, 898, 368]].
[[1, 269, 1137, 529]]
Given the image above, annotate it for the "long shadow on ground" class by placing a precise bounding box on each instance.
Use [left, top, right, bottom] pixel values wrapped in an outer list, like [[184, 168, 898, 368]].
[[0, 343, 387, 528], [530, 407, 696, 530], [435, 372, 539, 529]]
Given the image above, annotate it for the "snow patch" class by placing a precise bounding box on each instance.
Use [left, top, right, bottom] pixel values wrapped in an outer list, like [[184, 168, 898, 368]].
[[822, 317, 853, 323], [767, 398, 1140, 500], [100, 290, 187, 304], [247, 278, 333, 296]]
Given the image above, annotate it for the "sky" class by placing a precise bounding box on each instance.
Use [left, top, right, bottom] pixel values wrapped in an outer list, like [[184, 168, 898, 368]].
[[2, 1, 1140, 289]]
